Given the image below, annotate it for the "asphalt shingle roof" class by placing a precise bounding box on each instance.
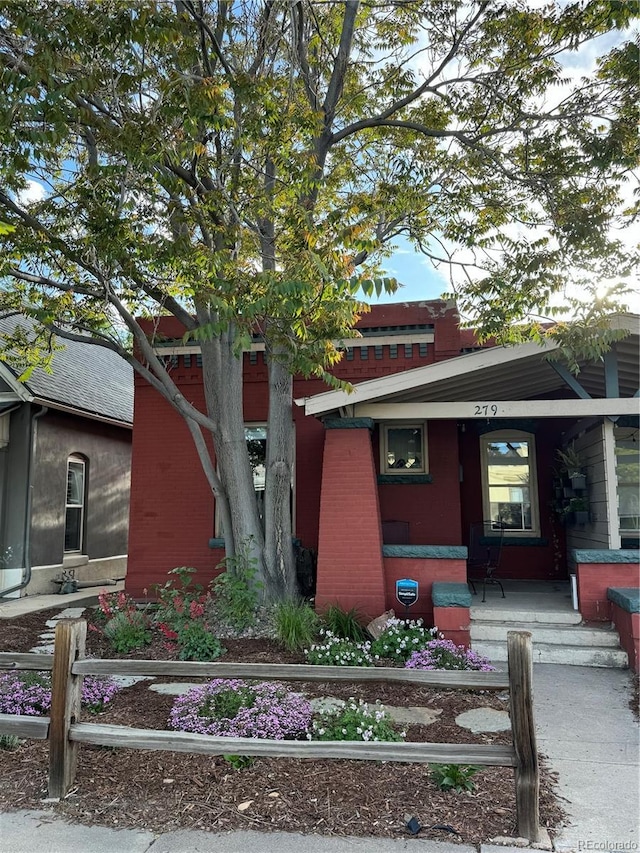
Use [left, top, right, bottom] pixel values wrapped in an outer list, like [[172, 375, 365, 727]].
[[0, 316, 133, 424]]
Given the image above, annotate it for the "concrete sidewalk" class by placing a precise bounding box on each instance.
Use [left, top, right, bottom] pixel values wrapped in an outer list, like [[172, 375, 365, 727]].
[[1, 664, 638, 852]]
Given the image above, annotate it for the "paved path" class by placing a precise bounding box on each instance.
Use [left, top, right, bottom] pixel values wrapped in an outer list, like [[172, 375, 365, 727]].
[[533, 664, 639, 852]]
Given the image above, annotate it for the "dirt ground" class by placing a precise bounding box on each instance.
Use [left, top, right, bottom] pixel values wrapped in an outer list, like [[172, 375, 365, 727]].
[[0, 607, 566, 845]]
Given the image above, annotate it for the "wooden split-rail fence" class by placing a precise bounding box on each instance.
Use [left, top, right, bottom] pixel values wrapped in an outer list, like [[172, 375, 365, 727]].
[[0, 621, 541, 841]]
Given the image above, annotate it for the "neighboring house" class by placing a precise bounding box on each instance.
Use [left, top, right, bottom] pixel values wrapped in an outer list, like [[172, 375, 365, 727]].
[[0, 316, 133, 598], [125, 301, 639, 630]]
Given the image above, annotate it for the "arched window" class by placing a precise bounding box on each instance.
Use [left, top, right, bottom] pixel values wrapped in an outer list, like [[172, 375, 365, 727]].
[[480, 430, 539, 535], [64, 454, 86, 552]]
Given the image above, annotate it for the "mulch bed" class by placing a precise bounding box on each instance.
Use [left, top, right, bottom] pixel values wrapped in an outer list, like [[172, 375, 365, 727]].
[[0, 606, 566, 845]]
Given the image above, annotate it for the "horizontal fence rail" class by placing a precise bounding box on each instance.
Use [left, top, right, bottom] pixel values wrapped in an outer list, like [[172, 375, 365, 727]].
[[0, 618, 541, 842], [71, 658, 511, 689], [0, 652, 54, 671], [0, 713, 50, 740], [69, 722, 517, 765]]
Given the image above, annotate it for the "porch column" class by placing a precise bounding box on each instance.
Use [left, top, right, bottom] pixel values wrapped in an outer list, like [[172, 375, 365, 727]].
[[315, 418, 386, 619]]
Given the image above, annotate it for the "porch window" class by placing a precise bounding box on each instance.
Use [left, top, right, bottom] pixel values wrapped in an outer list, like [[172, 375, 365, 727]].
[[381, 424, 427, 474], [615, 431, 639, 536], [64, 455, 86, 552], [480, 431, 539, 534]]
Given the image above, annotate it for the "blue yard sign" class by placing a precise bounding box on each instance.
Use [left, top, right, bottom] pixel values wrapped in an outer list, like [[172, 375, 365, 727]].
[[395, 578, 419, 609]]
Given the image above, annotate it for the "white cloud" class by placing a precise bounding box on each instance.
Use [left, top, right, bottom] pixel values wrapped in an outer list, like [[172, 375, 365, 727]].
[[16, 179, 47, 207]]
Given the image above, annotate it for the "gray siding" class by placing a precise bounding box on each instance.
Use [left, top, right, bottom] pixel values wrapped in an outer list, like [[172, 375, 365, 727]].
[[30, 410, 131, 566], [566, 422, 610, 551]]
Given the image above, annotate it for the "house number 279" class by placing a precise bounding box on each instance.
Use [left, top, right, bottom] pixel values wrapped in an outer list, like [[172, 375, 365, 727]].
[[473, 404, 498, 416]]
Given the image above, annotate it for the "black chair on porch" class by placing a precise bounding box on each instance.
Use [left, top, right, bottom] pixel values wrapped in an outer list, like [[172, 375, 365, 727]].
[[467, 521, 506, 602]]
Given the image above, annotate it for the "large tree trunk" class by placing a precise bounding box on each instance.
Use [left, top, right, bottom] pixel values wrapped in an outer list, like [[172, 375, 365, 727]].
[[264, 354, 297, 601], [199, 329, 267, 592]]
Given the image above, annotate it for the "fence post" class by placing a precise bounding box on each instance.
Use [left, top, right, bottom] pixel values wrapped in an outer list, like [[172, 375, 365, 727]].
[[48, 618, 87, 799], [507, 630, 540, 842]]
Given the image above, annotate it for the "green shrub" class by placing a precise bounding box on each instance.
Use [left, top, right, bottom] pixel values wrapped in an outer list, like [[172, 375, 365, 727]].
[[309, 698, 405, 742], [321, 604, 366, 641], [103, 610, 152, 654], [0, 734, 22, 750], [175, 620, 225, 661], [273, 599, 320, 652], [211, 540, 262, 631], [430, 763, 480, 793]]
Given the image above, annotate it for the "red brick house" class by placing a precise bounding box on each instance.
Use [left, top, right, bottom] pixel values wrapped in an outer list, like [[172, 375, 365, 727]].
[[126, 301, 639, 649]]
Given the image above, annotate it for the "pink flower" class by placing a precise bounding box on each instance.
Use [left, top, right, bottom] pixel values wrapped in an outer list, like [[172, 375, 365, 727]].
[[190, 600, 205, 619]]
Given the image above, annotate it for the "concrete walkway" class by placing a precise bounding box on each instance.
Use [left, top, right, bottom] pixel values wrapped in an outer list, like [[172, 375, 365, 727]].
[[533, 664, 639, 852], [0, 600, 638, 852]]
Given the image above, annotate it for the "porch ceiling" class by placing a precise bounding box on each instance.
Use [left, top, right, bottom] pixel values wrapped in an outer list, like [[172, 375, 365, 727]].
[[381, 334, 639, 404]]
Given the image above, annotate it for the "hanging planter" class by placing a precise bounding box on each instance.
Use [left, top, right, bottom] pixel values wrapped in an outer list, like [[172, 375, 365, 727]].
[[567, 497, 589, 526], [570, 473, 587, 490], [556, 445, 586, 485]]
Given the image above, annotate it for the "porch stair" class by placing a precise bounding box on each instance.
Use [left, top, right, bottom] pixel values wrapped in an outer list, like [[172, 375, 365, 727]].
[[469, 582, 629, 668]]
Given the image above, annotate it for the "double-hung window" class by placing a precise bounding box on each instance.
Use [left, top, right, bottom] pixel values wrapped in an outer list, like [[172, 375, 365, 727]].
[[480, 430, 539, 534], [64, 455, 86, 552]]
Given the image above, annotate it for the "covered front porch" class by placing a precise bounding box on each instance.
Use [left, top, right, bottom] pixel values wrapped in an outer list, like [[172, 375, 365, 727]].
[[298, 319, 639, 666]]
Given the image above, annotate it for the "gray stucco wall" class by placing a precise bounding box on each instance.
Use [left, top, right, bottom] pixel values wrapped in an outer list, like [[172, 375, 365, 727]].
[[1, 404, 31, 568], [30, 410, 132, 566]]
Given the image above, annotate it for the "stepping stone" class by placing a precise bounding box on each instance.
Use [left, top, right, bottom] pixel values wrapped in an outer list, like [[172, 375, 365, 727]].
[[29, 644, 55, 655], [54, 607, 87, 619], [455, 707, 511, 733], [149, 682, 200, 695], [111, 675, 155, 688], [380, 704, 442, 726]]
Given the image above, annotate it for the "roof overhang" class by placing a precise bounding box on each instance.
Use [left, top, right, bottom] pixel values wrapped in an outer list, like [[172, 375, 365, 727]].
[[297, 315, 639, 418], [0, 364, 132, 429]]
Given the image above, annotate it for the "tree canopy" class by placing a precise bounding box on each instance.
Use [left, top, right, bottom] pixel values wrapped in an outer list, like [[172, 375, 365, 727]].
[[0, 0, 638, 595]]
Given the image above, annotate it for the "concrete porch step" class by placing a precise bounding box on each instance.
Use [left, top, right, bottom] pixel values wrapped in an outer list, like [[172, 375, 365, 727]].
[[470, 605, 582, 625], [470, 620, 622, 648], [472, 639, 629, 668]]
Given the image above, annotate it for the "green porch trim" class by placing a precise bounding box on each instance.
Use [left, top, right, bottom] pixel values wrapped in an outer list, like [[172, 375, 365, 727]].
[[383, 545, 467, 559], [571, 549, 640, 564], [607, 587, 640, 614], [377, 474, 433, 484], [432, 582, 472, 608], [480, 536, 548, 547], [323, 417, 374, 430]]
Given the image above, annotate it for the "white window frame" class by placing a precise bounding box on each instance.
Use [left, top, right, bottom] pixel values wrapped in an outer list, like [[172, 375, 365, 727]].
[[64, 454, 86, 553], [480, 430, 539, 536], [615, 427, 640, 536], [380, 423, 428, 475]]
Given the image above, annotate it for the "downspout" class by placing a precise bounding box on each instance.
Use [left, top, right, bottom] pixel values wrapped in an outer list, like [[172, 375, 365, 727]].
[[0, 404, 48, 599]]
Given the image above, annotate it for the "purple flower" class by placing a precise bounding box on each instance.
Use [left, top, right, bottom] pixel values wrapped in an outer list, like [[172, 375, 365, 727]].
[[0, 671, 121, 716], [405, 639, 495, 671], [169, 679, 312, 739]]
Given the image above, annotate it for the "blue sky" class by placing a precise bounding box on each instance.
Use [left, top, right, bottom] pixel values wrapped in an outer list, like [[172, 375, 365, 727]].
[[368, 238, 449, 306]]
